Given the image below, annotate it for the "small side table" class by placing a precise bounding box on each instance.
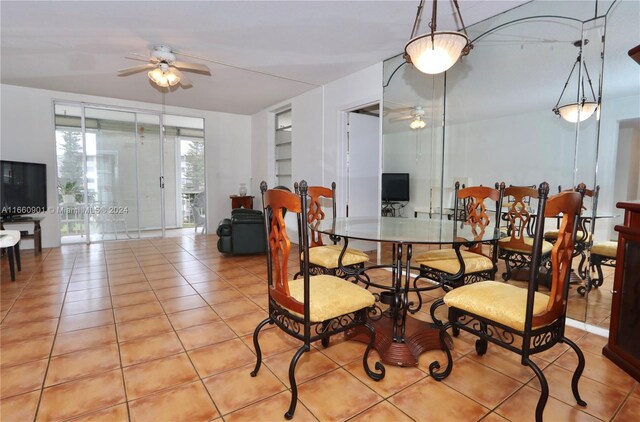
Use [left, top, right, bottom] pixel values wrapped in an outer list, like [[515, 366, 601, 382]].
[[1, 217, 43, 255], [230, 195, 254, 209]]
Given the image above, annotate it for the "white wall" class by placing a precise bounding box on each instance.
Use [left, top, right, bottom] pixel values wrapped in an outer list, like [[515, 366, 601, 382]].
[[251, 63, 383, 215], [0, 84, 251, 248]]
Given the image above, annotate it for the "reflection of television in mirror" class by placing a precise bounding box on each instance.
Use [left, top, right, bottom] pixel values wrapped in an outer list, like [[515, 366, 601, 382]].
[[381, 173, 410, 202], [1, 160, 47, 218]]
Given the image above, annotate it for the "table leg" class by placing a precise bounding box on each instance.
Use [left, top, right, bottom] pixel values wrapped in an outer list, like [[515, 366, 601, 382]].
[[346, 242, 446, 367], [34, 221, 42, 255]]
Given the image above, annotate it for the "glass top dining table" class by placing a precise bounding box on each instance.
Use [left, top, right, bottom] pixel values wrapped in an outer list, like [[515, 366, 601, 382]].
[[315, 216, 503, 245], [311, 216, 503, 367]]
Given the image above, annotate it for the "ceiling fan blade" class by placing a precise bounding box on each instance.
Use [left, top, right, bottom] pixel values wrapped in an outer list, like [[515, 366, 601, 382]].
[[124, 56, 151, 63], [118, 64, 154, 75], [172, 68, 193, 88], [173, 61, 211, 74], [390, 115, 413, 122]]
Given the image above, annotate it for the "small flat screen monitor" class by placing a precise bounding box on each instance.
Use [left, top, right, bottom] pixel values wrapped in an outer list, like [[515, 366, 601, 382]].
[[381, 173, 410, 202], [1, 160, 47, 217]]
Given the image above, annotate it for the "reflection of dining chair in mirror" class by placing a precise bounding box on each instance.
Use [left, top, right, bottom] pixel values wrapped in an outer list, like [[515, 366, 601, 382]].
[[498, 185, 553, 282], [251, 181, 384, 419], [544, 184, 598, 282], [192, 192, 206, 234], [293, 182, 369, 279], [586, 241, 617, 294], [429, 183, 587, 422], [412, 181, 504, 298]]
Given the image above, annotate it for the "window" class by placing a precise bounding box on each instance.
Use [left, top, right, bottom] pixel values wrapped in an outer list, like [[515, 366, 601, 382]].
[[275, 109, 292, 188]]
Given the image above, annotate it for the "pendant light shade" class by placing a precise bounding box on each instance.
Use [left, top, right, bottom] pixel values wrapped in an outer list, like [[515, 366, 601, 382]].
[[556, 102, 598, 123], [405, 31, 470, 74], [553, 40, 599, 123], [404, 0, 473, 75]]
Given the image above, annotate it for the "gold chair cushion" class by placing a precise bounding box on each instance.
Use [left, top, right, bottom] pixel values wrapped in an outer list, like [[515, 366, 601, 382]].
[[415, 249, 494, 275], [443, 281, 549, 331], [287, 275, 375, 322], [544, 230, 591, 242], [306, 245, 369, 269], [591, 241, 618, 258], [498, 237, 553, 254]]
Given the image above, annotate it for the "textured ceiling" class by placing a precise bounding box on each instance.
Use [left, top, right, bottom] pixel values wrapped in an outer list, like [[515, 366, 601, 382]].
[[1, 0, 529, 115]]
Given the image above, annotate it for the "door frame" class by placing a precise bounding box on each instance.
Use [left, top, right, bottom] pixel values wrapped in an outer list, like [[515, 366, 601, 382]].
[[337, 98, 383, 219]]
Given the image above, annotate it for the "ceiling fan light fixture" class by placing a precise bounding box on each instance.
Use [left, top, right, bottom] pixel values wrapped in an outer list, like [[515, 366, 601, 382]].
[[148, 66, 180, 88], [410, 117, 426, 130], [404, 0, 472, 75], [165, 71, 180, 86]]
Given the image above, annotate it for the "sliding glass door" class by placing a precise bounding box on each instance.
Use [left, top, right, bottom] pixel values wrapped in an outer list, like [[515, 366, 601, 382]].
[[54, 102, 205, 244]]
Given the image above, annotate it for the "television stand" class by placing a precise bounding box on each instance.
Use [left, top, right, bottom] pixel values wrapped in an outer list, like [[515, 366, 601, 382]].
[[1, 216, 44, 255]]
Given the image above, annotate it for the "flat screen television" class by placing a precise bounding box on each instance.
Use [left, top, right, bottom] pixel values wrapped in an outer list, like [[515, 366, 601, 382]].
[[1, 160, 47, 217], [381, 173, 410, 202]]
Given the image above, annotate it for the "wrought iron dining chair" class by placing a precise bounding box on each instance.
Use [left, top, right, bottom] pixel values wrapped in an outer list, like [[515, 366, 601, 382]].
[[412, 182, 505, 300], [429, 182, 587, 422], [250, 181, 384, 420], [293, 181, 369, 280], [544, 184, 598, 281], [498, 185, 553, 282]]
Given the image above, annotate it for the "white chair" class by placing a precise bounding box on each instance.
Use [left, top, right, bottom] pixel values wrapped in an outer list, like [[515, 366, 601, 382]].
[[192, 192, 206, 234], [1, 230, 21, 281]]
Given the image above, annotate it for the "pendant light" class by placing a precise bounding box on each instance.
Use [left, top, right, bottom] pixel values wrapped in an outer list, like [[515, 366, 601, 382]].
[[404, 0, 473, 75], [553, 40, 599, 123]]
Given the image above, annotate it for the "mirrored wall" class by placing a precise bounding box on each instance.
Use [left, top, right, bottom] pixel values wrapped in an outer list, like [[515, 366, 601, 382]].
[[382, 0, 640, 324]]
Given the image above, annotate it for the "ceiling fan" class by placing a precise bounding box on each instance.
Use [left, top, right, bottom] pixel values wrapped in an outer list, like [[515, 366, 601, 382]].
[[118, 45, 211, 89], [388, 105, 428, 129]]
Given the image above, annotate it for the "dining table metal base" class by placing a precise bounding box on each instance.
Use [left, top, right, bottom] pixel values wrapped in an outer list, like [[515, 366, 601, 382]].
[[346, 315, 445, 367]]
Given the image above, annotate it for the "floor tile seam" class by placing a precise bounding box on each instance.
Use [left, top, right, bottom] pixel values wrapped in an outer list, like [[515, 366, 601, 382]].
[[32, 262, 76, 422], [49, 330, 118, 357], [464, 353, 542, 385], [524, 364, 626, 418], [100, 252, 134, 422], [345, 398, 416, 422], [147, 272, 245, 346], [261, 352, 341, 389], [547, 359, 633, 394], [207, 364, 289, 418], [609, 392, 637, 421]]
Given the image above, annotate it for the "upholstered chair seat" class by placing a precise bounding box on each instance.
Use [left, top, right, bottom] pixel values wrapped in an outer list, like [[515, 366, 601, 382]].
[[415, 249, 493, 275], [287, 274, 375, 322], [443, 281, 549, 330], [498, 236, 554, 254], [306, 245, 369, 269], [544, 229, 591, 242], [591, 241, 617, 258]]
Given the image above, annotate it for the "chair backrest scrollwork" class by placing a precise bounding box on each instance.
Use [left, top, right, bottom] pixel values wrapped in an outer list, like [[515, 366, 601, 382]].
[[261, 181, 306, 315], [453, 181, 505, 254], [526, 183, 583, 330]]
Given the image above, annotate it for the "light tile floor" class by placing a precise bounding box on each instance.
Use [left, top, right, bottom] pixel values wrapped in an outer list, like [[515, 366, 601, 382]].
[[1, 234, 637, 421]]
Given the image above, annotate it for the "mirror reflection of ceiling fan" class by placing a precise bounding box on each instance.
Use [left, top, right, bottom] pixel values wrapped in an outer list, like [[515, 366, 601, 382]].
[[389, 105, 427, 129], [117, 45, 211, 89]]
